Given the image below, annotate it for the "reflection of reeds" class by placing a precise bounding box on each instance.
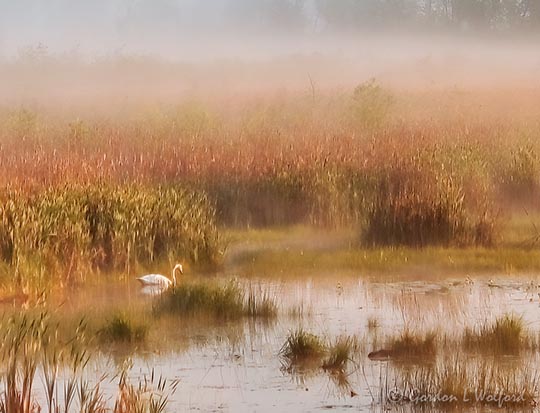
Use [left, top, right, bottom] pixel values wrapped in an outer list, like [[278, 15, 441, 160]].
[[387, 355, 538, 408]]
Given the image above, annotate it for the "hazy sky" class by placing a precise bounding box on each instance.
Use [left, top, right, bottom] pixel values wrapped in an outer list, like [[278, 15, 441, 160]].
[[0, 1, 319, 57]]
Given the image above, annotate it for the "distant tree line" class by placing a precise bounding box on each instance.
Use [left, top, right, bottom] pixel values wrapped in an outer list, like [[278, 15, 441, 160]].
[[314, 0, 540, 31], [115, 0, 540, 33], [4, 0, 540, 35]]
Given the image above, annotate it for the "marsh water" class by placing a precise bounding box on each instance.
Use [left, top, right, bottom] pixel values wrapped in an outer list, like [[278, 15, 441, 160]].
[[49, 271, 540, 413]]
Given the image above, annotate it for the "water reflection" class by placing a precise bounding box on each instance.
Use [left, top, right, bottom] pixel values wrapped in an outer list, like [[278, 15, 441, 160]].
[[27, 275, 540, 411]]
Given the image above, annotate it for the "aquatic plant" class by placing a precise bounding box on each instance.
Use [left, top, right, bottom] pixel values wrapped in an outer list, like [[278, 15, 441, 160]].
[[99, 313, 149, 344], [389, 330, 437, 358], [322, 336, 358, 371], [279, 329, 326, 364], [463, 313, 529, 354], [0, 311, 175, 413], [389, 355, 538, 407], [154, 280, 277, 321], [114, 369, 179, 413]]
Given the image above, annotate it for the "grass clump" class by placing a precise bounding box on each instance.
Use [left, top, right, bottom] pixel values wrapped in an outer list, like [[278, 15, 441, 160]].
[[389, 330, 437, 358], [154, 280, 277, 321], [99, 313, 148, 344], [463, 314, 529, 354], [322, 336, 358, 371], [280, 330, 358, 374], [279, 329, 326, 364], [245, 288, 278, 318], [114, 369, 178, 413], [367, 316, 380, 330]]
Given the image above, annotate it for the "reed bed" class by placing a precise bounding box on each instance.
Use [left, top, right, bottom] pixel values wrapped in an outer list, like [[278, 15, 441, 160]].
[[1, 86, 535, 234], [0, 83, 540, 284], [0, 184, 220, 288]]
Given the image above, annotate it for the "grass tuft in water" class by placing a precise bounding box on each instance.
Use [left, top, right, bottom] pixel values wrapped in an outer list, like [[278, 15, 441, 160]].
[[154, 280, 277, 321], [389, 330, 437, 358], [99, 313, 148, 344], [463, 313, 529, 354], [279, 329, 326, 364], [322, 336, 358, 371], [367, 316, 380, 330], [245, 288, 278, 318]]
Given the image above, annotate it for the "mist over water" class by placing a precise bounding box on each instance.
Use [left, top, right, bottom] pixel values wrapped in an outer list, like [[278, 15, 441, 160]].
[[1, 1, 540, 107]]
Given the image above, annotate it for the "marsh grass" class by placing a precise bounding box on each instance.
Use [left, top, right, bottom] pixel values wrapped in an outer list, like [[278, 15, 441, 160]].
[[280, 329, 326, 365], [4, 86, 540, 284], [154, 280, 277, 321], [322, 336, 359, 371], [280, 330, 358, 375], [363, 163, 497, 248], [389, 330, 437, 358], [463, 314, 530, 354], [391, 356, 538, 407], [0, 184, 221, 290], [0, 311, 175, 413], [245, 288, 278, 318], [99, 313, 149, 344], [114, 369, 179, 413]]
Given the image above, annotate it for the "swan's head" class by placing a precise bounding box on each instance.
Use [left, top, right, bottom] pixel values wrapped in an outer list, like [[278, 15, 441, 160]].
[[171, 263, 183, 286], [173, 263, 184, 275]]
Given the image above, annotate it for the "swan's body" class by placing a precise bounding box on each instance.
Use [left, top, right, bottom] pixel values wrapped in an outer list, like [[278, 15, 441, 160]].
[[137, 264, 183, 289]]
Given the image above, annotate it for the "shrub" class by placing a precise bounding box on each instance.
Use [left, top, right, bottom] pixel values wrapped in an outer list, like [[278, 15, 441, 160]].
[[350, 79, 394, 129]]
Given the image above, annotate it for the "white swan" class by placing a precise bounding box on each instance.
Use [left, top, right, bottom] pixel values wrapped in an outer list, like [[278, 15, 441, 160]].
[[137, 263, 183, 289]]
